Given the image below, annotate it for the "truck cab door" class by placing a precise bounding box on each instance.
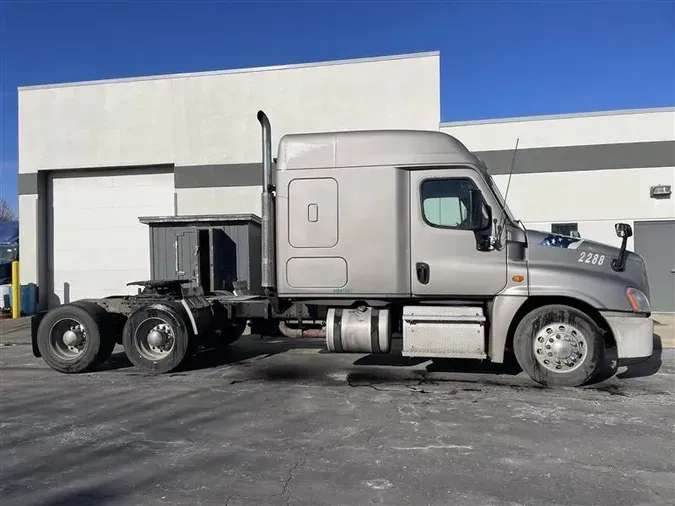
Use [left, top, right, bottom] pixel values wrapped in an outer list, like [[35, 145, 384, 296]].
[[409, 167, 507, 297]]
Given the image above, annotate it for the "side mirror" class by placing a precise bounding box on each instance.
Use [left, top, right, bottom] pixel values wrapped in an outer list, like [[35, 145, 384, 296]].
[[612, 222, 633, 272], [615, 223, 633, 238], [468, 189, 491, 231]]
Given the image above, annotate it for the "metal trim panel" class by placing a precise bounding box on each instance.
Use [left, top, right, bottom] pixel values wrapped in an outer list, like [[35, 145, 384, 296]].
[[401, 305, 487, 359]]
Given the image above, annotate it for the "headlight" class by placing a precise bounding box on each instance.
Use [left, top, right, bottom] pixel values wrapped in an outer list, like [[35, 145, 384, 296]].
[[626, 287, 651, 312]]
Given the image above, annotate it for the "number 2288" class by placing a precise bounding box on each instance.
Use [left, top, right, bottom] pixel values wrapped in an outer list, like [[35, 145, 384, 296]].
[[578, 252, 605, 266]]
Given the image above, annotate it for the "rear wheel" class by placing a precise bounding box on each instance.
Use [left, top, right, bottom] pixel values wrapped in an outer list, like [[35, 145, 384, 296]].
[[212, 320, 247, 351], [513, 304, 605, 387], [122, 303, 194, 374], [36, 302, 116, 373]]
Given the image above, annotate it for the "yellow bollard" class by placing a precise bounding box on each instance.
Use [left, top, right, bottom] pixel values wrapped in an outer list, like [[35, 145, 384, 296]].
[[11, 260, 20, 319]]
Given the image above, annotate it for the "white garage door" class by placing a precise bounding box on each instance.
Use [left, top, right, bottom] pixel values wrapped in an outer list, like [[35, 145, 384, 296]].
[[49, 168, 175, 307]]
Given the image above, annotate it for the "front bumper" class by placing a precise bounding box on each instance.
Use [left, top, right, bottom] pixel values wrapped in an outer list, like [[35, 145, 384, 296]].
[[601, 311, 654, 363]]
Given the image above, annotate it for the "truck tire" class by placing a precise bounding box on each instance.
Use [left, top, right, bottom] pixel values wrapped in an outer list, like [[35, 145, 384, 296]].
[[122, 303, 194, 374], [36, 302, 116, 373], [513, 304, 605, 387], [212, 320, 247, 351]]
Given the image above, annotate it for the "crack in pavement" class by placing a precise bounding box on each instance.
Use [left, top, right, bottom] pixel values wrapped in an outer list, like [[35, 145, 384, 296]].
[[271, 420, 393, 505], [280, 457, 304, 505]]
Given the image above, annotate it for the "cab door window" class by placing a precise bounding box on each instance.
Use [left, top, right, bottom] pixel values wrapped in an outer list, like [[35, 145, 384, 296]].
[[421, 178, 478, 229]]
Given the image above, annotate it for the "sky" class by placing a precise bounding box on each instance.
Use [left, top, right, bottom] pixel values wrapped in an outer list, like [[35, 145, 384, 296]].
[[1, 0, 674, 216]]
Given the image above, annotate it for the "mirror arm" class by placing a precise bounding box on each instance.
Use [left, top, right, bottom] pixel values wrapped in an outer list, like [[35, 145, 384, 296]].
[[611, 236, 629, 272], [611, 222, 633, 272]]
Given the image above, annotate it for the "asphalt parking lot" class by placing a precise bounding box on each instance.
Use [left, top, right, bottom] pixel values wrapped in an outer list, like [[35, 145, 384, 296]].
[[1, 331, 674, 506]]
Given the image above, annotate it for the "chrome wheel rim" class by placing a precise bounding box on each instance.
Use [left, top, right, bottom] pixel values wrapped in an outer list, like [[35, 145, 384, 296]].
[[533, 322, 587, 373], [49, 318, 88, 360], [134, 317, 175, 361]]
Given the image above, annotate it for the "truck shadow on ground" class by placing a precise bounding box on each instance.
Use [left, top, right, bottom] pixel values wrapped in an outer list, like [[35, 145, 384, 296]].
[[351, 335, 523, 372], [96, 336, 328, 373], [95, 333, 664, 386], [350, 335, 665, 384]]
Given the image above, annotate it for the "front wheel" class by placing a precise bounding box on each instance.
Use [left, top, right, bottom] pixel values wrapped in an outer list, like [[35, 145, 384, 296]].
[[513, 304, 605, 387]]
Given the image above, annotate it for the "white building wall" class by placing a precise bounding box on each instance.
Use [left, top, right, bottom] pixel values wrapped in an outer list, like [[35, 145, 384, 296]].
[[19, 52, 440, 174], [440, 108, 675, 151], [171, 54, 441, 167], [18, 79, 175, 173], [441, 108, 675, 250], [176, 186, 262, 216], [491, 167, 675, 250]]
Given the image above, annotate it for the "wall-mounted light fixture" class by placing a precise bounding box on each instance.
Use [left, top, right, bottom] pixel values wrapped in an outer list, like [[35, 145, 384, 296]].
[[650, 184, 672, 199]]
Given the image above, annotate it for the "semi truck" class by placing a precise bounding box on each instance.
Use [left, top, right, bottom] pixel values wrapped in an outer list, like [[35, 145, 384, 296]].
[[30, 111, 654, 387]]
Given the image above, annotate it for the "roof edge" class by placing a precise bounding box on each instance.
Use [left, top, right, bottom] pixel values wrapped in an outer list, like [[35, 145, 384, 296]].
[[139, 214, 261, 225], [18, 51, 441, 91], [440, 106, 675, 127]]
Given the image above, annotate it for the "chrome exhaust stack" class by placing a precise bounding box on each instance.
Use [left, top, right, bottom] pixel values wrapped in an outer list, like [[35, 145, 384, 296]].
[[257, 110, 276, 291]]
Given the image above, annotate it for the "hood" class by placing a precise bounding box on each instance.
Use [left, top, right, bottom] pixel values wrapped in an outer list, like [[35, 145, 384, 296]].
[[524, 229, 650, 310], [527, 229, 625, 257]]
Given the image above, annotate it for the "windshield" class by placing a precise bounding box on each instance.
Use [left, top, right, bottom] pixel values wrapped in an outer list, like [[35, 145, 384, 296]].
[[0, 243, 19, 264]]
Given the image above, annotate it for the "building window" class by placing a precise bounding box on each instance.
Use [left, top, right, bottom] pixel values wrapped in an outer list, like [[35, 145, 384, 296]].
[[421, 178, 483, 229], [551, 222, 579, 238]]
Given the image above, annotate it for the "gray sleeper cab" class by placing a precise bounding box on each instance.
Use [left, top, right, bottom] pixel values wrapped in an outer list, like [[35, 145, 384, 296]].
[[272, 125, 653, 384]]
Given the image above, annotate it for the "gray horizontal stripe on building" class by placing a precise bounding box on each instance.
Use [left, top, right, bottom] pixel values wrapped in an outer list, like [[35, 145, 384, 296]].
[[18, 173, 39, 195], [174, 163, 261, 189], [476, 140, 675, 175], [17, 140, 675, 194], [17, 165, 173, 195]]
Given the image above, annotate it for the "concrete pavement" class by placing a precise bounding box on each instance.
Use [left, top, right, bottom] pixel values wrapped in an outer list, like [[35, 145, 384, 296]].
[[0, 316, 31, 345], [652, 312, 675, 349], [1, 335, 674, 506]]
